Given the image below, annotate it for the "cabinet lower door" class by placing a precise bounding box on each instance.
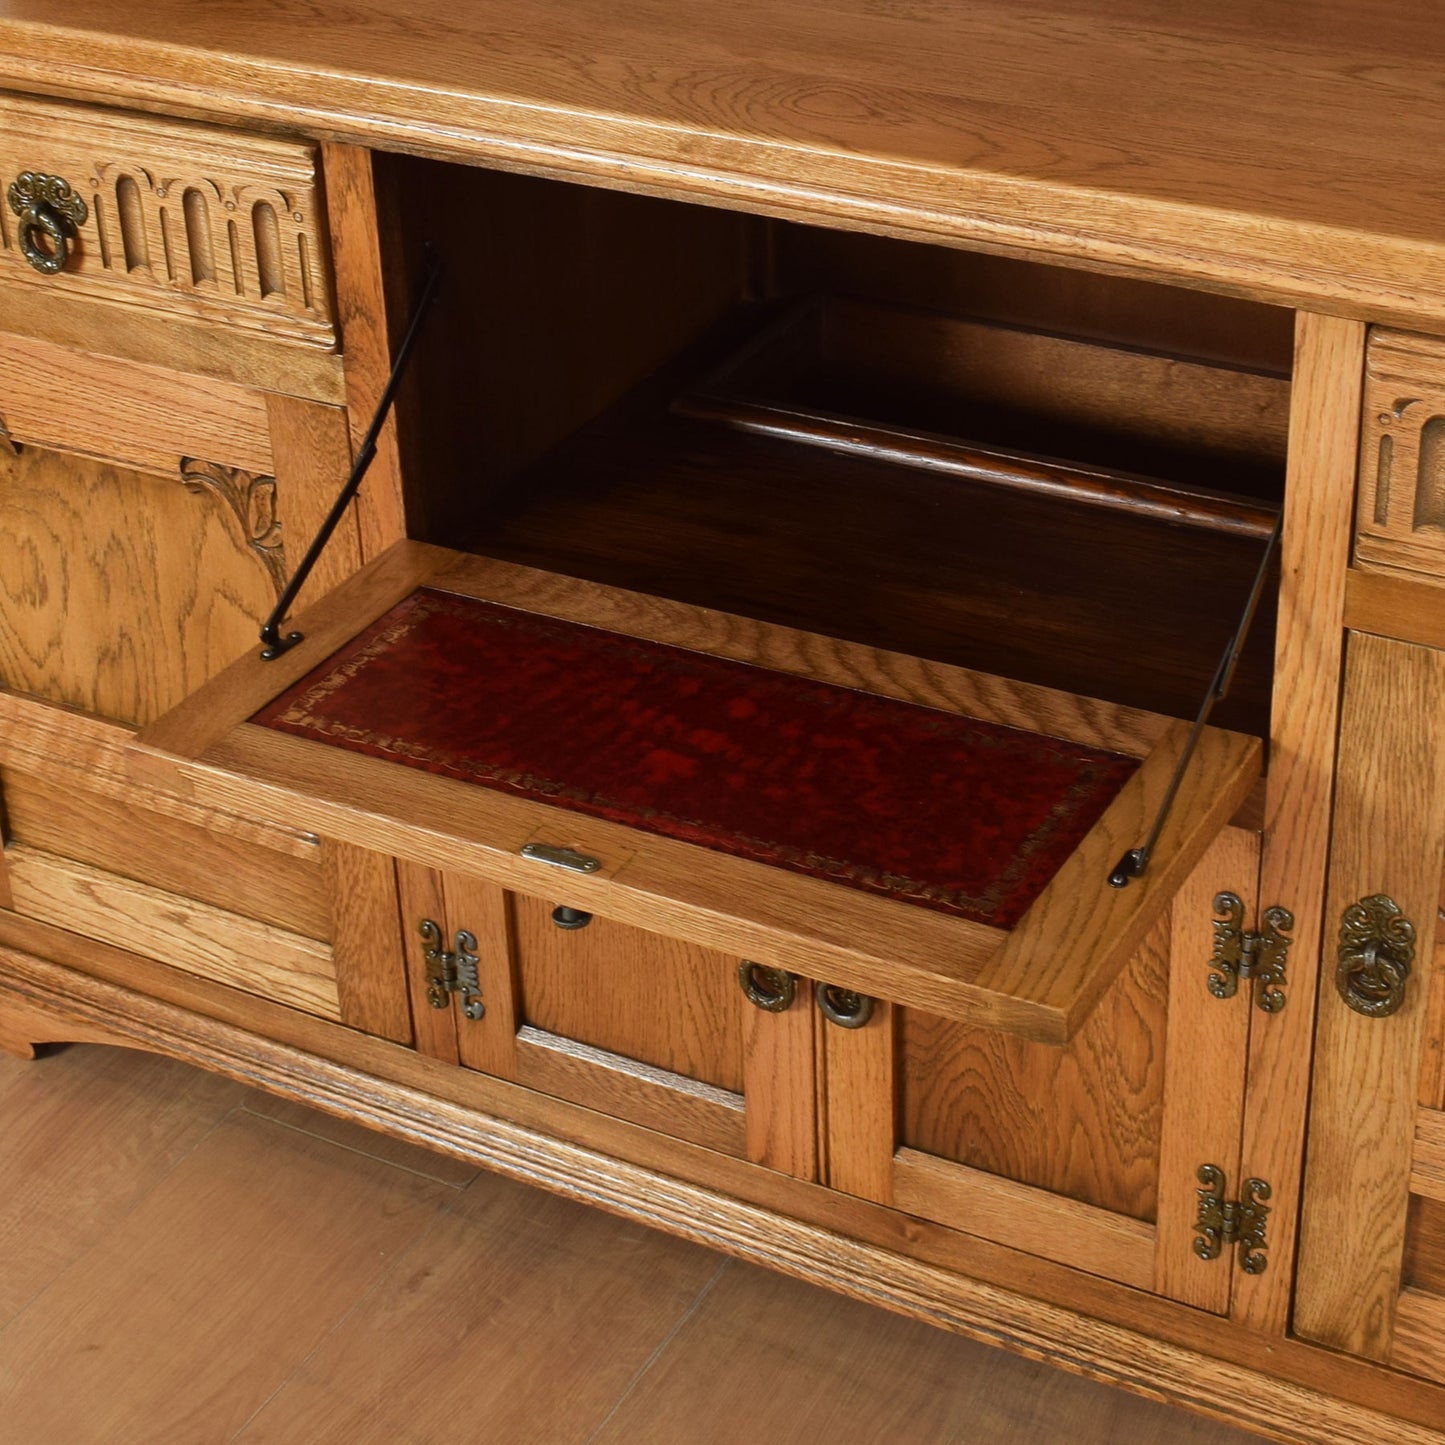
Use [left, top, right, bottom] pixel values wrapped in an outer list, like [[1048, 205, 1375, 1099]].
[[1296, 631, 1445, 1379], [395, 862, 819, 1178], [819, 827, 1273, 1311]]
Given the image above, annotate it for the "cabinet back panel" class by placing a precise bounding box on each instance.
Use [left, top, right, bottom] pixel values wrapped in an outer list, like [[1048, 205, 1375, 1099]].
[[0, 445, 274, 725], [771, 225, 1295, 375], [511, 894, 745, 1094], [898, 927, 1167, 1220], [381, 157, 750, 544]]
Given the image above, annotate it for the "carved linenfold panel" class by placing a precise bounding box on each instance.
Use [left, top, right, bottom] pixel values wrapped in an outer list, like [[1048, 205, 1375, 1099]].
[[1357, 330, 1445, 579], [0, 95, 333, 347], [179, 457, 287, 598]]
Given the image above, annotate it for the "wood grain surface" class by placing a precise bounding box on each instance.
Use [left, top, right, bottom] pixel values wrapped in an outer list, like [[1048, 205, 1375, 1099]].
[[1, 4, 1445, 324], [1294, 633, 1445, 1359]]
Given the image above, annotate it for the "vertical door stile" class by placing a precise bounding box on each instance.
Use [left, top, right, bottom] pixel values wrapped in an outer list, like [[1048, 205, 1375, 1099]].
[[323, 840, 412, 1045], [740, 969, 820, 1182], [395, 859, 458, 1065], [444, 870, 520, 1080], [1235, 311, 1365, 1332], [1295, 633, 1445, 1358], [819, 996, 897, 1206], [1154, 828, 1260, 1313]]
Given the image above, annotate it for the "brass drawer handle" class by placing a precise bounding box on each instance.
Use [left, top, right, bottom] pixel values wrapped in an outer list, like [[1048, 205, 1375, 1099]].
[[7, 172, 87, 275], [1337, 894, 1416, 1018], [738, 962, 797, 1012], [815, 982, 875, 1029]]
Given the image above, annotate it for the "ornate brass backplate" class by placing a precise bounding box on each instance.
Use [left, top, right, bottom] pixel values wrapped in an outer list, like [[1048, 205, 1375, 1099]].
[[6, 171, 87, 275], [1337, 893, 1416, 1018]]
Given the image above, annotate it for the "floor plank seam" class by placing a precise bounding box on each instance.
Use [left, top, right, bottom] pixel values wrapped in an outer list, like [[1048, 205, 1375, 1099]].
[[237, 1094, 477, 1188], [579, 1256, 732, 1445]]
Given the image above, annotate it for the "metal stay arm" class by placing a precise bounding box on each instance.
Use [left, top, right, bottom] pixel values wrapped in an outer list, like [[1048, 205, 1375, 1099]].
[[259, 246, 444, 660], [1107, 512, 1282, 888]]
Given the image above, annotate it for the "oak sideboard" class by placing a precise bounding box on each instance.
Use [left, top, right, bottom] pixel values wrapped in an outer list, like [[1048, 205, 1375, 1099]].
[[2, 6, 1445, 1441]]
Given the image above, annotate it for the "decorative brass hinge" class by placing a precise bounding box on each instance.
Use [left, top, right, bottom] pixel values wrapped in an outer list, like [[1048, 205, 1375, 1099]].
[[420, 919, 484, 1021], [1193, 1164, 1270, 1274], [1207, 893, 1293, 1012]]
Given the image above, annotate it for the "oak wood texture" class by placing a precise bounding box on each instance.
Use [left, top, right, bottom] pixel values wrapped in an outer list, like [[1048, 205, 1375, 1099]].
[[321, 840, 410, 1044], [0, 276, 344, 400], [443, 869, 520, 1079], [1414, 1110, 1445, 1202], [7, 920, 1445, 1440], [820, 995, 896, 1206], [0, 762, 328, 939], [393, 859, 458, 1066], [261, 393, 361, 614], [9, 956, 1439, 1445], [511, 895, 744, 1094], [1356, 330, 1445, 580], [0, 444, 279, 725], [891, 1149, 1155, 1293], [741, 973, 819, 1181], [318, 142, 408, 562], [1391, 1289, 1445, 1387], [1154, 827, 1260, 1315], [898, 917, 1168, 1222], [0, 90, 333, 346], [0, 328, 272, 476], [1235, 311, 1365, 1334], [0, 688, 314, 859], [1295, 633, 1445, 1359], [513, 1026, 747, 1157], [4, 844, 341, 1021], [133, 543, 1257, 1042], [1345, 567, 1445, 652], [2, 5, 1445, 328]]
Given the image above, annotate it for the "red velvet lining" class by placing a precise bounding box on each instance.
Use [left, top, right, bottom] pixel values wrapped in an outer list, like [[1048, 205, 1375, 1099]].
[[252, 588, 1138, 927]]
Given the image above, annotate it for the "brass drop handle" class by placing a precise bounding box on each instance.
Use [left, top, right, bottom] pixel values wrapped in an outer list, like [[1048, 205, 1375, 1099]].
[[815, 982, 875, 1029], [7, 172, 87, 276], [1336, 894, 1416, 1018], [738, 961, 798, 1012]]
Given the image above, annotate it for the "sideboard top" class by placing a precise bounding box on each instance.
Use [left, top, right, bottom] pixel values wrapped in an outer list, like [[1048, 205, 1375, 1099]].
[[1, 0, 1443, 325]]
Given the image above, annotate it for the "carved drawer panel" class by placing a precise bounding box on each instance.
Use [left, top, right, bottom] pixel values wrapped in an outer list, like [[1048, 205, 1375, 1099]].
[[1356, 329, 1445, 579], [0, 94, 333, 347]]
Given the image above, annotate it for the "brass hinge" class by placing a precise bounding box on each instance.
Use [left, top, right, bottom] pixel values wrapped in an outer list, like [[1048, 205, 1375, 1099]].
[[1193, 1164, 1270, 1274], [420, 918, 484, 1021], [1207, 893, 1293, 1012]]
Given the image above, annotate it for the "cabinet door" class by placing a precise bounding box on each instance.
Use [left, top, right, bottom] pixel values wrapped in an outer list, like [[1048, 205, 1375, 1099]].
[[1295, 631, 1445, 1377], [819, 827, 1277, 1312], [0, 332, 358, 724], [395, 862, 818, 1177]]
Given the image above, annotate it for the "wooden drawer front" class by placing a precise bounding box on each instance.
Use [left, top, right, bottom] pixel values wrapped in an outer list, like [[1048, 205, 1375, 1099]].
[[1357, 329, 1445, 579], [0, 94, 332, 347]]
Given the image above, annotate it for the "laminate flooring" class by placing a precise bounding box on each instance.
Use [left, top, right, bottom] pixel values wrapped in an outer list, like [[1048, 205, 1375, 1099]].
[[0, 1043, 1271, 1445]]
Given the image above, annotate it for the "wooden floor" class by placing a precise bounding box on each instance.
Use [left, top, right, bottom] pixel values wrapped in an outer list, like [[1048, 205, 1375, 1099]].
[[0, 1042, 1270, 1445]]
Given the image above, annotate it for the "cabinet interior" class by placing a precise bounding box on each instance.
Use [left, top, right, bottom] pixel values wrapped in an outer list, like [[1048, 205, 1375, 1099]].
[[382, 155, 1293, 740]]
